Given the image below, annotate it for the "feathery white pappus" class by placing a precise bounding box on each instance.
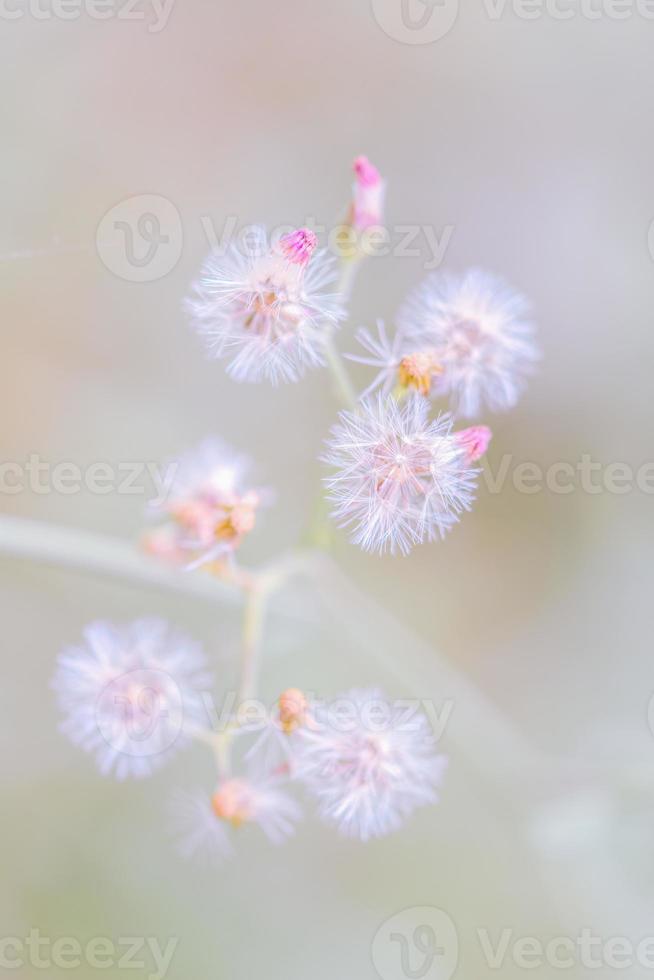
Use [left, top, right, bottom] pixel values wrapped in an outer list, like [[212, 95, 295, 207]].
[[323, 394, 479, 555], [186, 226, 346, 384]]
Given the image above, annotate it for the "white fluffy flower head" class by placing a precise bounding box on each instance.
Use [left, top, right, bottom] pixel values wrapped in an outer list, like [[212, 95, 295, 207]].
[[295, 688, 447, 840], [186, 226, 346, 384], [323, 394, 478, 555], [53, 619, 210, 780], [398, 268, 539, 418]]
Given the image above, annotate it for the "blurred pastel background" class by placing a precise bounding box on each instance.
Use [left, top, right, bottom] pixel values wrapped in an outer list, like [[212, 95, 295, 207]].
[[2, 0, 654, 977]]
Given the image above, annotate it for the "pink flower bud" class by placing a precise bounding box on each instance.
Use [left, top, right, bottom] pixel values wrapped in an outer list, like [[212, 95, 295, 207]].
[[349, 155, 385, 231], [278, 227, 317, 266], [353, 155, 382, 188], [456, 426, 493, 463]]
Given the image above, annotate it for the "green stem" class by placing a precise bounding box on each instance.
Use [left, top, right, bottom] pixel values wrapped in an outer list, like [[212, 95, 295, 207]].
[[322, 257, 363, 412], [237, 582, 267, 705], [323, 334, 358, 410]]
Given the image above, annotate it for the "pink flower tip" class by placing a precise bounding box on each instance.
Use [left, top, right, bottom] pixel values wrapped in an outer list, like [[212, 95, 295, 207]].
[[353, 155, 382, 188], [278, 228, 317, 265], [456, 426, 493, 463]]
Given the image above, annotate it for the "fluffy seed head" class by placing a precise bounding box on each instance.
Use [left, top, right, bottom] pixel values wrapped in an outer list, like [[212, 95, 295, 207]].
[[52, 619, 210, 780], [295, 688, 448, 840], [398, 269, 539, 418], [323, 394, 479, 555], [186, 225, 346, 384]]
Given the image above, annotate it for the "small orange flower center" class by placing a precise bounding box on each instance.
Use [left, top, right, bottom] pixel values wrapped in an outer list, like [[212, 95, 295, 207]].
[[213, 495, 258, 542], [398, 351, 443, 396]]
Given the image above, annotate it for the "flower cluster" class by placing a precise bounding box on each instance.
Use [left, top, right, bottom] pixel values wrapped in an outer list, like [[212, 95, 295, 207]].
[[53, 627, 446, 858], [53, 156, 539, 867], [182, 157, 537, 557], [177, 686, 447, 855]]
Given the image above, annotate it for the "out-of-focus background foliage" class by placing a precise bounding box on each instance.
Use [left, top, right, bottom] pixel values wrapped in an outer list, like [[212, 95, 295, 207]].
[[2, 1, 653, 977]]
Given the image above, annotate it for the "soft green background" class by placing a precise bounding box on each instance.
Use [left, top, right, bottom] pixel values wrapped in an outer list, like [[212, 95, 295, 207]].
[[2, 1, 654, 977]]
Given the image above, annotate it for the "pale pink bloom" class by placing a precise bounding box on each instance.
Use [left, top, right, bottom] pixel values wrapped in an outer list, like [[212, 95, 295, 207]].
[[398, 269, 539, 418], [172, 777, 301, 862], [211, 776, 301, 844], [186, 225, 346, 384], [456, 425, 493, 463], [294, 688, 448, 841], [52, 620, 211, 780], [349, 156, 385, 231], [148, 437, 267, 568], [323, 395, 479, 555]]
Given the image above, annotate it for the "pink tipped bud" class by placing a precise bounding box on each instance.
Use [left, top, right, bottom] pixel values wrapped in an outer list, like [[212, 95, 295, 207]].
[[456, 426, 493, 463], [350, 157, 385, 231], [354, 155, 382, 187], [278, 228, 317, 266]]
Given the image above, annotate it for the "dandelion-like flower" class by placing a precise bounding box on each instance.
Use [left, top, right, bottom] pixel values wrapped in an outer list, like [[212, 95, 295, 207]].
[[323, 394, 479, 555], [398, 269, 539, 418], [295, 688, 447, 841], [146, 437, 266, 568], [186, 226, 346, 384], [211, 776, 301, 843], [52, 619, 211, 780], [172, 777, 301, 863]]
